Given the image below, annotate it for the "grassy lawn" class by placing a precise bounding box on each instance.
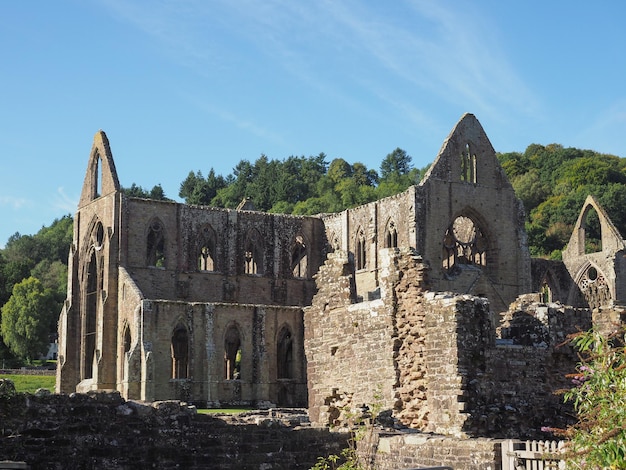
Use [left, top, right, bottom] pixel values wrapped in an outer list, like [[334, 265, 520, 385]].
[[0, 374, 56, 394]]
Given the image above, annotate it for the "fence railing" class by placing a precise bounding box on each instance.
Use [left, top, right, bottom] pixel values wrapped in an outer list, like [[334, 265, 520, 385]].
[[502, 439, 565, 470]]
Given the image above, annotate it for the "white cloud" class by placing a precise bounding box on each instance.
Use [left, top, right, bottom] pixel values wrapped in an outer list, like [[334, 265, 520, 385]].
[[53, 187, 78, 213], [0, 196, 28, 210]]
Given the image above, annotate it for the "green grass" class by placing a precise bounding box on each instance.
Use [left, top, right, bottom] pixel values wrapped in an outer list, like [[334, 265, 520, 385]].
[[0, 374, 56, 394]]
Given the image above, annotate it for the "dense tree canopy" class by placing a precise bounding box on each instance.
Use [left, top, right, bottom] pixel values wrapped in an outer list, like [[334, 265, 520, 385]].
[[498, 144, 626, 258], [1, 277, 57, 362]]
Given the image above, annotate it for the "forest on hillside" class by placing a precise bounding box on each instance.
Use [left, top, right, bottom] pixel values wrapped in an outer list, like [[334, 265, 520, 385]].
[[1, 144, 625, 366]]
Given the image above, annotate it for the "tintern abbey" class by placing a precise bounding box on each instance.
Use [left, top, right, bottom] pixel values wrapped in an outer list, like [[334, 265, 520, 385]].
[[57, 113, 626, 438]]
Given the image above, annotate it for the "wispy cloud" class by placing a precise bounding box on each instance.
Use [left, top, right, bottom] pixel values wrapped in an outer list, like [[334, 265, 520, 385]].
[[53, 187, 78, 213], [96, 0, 540, 136], [0, 196, 28, 210]]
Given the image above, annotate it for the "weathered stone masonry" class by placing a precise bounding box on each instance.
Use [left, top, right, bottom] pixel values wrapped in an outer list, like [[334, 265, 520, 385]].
[[54, 113, 626, 464]]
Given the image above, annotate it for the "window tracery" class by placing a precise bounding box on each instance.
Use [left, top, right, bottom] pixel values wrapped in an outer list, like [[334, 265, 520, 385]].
[[197, 225, 217, 271], [244, 228, 264, 275], [579, 265, 611, 310], [442, 215, 487, 274], [385, 220, 398, 248]]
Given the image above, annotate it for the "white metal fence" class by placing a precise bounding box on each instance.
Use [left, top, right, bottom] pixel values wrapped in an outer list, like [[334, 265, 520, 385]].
[[502, 440, 565, 470]]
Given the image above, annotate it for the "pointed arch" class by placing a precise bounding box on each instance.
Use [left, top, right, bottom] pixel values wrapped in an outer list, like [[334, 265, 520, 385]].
[[384, 219, 398, 248], [442, 211, 489, 274], [78, 130, 120, 207], [171, 324, 189, 379], [574, 262, 612, 310], [146, 218, 166, 267], [244, 228, 264, 275], [82, 249, 98, 380], [291, 234, 309, 278], [224, 324, 242, 380], [355, 226, 367, 270], [565, 195, 625, 257], [197, 224, 217, 272], [277, 324, 294, 379], [460, 142, 477, 184]]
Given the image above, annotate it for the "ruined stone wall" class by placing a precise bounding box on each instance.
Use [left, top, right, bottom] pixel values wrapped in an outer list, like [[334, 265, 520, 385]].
[[417, 115, 531, 313], [304, 250, 398, 425], [0, 391, 347, 470], [306, 248, 586, 438], [320, 187, 418, 300], [122, 198, 323, 306], [139, 300, 307, 407], [369, 432, 501, 470], [57, 190, 121, 394]]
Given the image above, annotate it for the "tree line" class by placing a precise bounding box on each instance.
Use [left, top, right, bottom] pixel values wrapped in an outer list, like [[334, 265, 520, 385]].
[[1, 144, 625, 365]]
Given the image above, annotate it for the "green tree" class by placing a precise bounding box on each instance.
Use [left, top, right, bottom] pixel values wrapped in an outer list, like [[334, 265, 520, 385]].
[[1, 277, 57, 362], [122, 183, 171, 201], [552, 329, 626, 468]]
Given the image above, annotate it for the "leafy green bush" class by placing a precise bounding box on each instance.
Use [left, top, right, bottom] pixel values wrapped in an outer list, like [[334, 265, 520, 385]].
[[550, 329, 626, 468]]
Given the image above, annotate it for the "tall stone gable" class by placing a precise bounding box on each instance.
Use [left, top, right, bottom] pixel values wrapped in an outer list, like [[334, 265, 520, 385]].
[[417, 113, 531, 312]]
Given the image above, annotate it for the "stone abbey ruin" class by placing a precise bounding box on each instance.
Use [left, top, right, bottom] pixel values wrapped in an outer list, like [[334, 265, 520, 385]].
[[54, 113, 626, 448]]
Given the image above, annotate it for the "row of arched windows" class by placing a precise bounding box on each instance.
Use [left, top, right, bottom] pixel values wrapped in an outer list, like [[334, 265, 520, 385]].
[[144, 220, 309, 278], [168, 323, 296, 381]]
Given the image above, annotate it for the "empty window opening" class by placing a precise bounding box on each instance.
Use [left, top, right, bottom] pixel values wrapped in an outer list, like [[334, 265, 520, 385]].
[[197, 225, 217, 271], [95, 222, 104, 248], [171, 326, 189, 379], [277, 326, 294, 379], [385, 221, 398, 248], [356, 229, 366, 270], [147, 220, 166, 267], [583, 206, 602, 254], [224, 326, 242, 380], [95, 155, 103, 198], [123, 326, 131, 354], [460, 143, 477, 183], [244, 229, 264, 275], [442, 215, 487, 273], [198, 245, 215, 271], [83, 252, 98, 379], [291, 235, 308, 278], [540, 282, 553, 303]]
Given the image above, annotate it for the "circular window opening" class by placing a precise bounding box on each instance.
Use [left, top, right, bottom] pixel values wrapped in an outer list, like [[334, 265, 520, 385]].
[[587, 266, 598, 281]]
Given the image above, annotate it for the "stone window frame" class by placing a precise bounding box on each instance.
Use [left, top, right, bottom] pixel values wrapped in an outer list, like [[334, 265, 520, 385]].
[[171, 324, 190, 380], [224, 323, 242, 380], [355, 227, 367, 271], [442, 212, 488, 275], [146, 218, 166, 268], [276, 324, 295, 380], [576, 262, 612, 310], [291, 234, 309, 278], [196, 224, 218, 272], [384, 219, 398, 248], [243, 228, 264, 275], [460, 142, 477, 184]]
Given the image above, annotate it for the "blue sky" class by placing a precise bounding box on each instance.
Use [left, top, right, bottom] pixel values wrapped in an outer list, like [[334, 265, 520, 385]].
[[1, 1, 625, 248]]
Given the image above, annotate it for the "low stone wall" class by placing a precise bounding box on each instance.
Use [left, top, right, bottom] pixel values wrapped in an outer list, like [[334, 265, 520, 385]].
[[0, 369, 55, 376], [0, 391, 347, 470], [367, 431, 501, 470]]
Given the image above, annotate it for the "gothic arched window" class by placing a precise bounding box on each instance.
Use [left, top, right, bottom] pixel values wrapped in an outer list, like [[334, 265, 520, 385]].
[[442, 215, 487, 274], [171, 326, 189, 379], [147, 220, 166, 267]]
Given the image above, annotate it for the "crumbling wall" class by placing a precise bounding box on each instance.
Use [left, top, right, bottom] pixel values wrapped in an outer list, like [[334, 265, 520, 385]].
[[304, 250, 398, 426], [306, 248, 588, 438], [0, 391, 346, 470]]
